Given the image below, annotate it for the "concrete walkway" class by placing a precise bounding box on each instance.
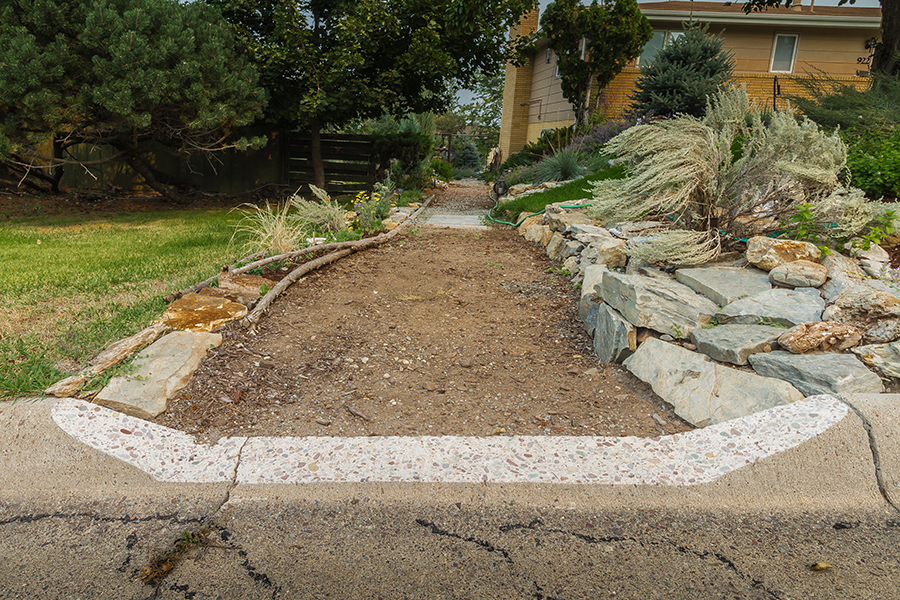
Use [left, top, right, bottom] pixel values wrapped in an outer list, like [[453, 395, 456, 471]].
[[1, 393, 898, 599]]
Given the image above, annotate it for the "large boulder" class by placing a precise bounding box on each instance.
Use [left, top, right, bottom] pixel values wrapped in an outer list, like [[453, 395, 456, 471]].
[[590, 303, 637, 364], [599, 271, 719, 338], [851, 341, 900, 379], [768, 259, 828, 288], [821, 284, 900, 343], [820, 251, 870, 303], [578, 264, 607, 321], [543, 207, 593, 232], [745, 237, 820, 271], [777, 321, 862, 353], [748, 351, 883, 396], [579, 237, 627, 270], [545, 232, 567, 260], [624, 338, 804, 427]]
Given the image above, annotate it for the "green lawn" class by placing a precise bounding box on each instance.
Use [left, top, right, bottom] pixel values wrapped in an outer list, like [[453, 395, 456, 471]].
[[0, 209, 240, 399], [493, 163, 627, 225]]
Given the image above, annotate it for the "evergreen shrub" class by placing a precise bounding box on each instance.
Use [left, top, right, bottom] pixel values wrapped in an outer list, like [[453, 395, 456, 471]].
[[630, 23, 735, 118]]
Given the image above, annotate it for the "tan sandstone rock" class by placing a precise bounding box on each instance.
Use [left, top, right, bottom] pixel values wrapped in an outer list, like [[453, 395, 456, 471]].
[[777, 321, 863, 353], [162, 292, 249, 332], [218, 268, 275, 296], [768, 259, 828, 288], [745, 237, 820, 271], [517, 215, 542, 237]]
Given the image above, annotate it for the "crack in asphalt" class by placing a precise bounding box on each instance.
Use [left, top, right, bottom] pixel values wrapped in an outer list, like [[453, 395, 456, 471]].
[[0, 511, 203, 526], [498, 518, 787, 600], [415, 518, 514, 564], [840, 396, 900, 514]]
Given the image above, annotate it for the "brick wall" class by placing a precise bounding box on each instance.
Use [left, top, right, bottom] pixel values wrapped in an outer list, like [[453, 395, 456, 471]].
[[499, 10, 540, 161], [596, 69, 870, 119]]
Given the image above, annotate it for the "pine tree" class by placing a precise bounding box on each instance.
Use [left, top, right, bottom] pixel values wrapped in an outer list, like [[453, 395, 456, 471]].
[[0, 0, 266, 201], [630, 23, 735, 118]]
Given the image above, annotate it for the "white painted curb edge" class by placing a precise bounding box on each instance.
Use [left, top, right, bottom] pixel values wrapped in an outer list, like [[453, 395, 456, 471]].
[[51, 396, 848, 486]]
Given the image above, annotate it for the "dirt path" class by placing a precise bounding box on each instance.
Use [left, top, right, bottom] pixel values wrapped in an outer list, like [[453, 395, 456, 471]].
[[155, 183, 692, 442]]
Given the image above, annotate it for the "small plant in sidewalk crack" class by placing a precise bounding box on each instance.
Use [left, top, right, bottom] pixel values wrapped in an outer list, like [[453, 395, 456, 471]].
[[141, 521, 239, 585]]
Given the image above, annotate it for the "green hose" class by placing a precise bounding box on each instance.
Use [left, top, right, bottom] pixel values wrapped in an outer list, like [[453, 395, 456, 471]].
[[487, 185, 593, 228]]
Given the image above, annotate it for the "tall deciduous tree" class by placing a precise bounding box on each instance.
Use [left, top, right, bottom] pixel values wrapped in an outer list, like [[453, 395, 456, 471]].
[[205, 0, 537, 187], [0, 0, 266, 201], [457, 69, 506, 132], [742, 0, 899, 78], [541, 0, 652, 126]]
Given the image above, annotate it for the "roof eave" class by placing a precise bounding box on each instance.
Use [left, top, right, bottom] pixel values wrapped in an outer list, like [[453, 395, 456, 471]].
[[641, 9, 881, 28]]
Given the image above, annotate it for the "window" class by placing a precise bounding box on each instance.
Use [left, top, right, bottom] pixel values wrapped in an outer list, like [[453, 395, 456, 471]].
[[637, 31, 683, 66], [770, 34, 799, 73]]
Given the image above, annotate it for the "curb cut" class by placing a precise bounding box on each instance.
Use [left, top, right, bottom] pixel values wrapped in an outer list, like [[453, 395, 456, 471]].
[[52, 395, 848, 485]]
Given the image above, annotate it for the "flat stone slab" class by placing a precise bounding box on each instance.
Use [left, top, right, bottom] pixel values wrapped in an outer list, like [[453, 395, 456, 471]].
[[716, 288, 824, 327], [162, 292, 248, 332], [422, 214, 489, 229], [624, 338, 804, 427], [748, 351, 884, 397], [600, 271, 719, 338], [94, 331, 222, 419], [689, 324, 785, 366], [675, 266, 771, 307]]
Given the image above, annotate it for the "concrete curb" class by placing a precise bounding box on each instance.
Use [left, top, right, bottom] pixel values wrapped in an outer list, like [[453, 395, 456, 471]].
[[51, 395, 849, 486]]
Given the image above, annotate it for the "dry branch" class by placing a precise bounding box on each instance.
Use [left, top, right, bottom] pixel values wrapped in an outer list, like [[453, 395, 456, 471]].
[[240, 196, 434, 327]]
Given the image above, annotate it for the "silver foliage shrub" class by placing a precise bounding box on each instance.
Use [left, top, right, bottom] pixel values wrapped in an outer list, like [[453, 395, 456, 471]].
[[589, 86, 887, 265]]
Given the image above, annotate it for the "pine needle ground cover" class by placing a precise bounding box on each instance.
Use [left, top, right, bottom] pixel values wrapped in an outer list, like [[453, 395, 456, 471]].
[[0, 209, 238, 399]]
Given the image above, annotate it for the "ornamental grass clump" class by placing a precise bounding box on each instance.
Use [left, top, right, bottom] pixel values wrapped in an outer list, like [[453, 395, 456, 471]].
[[232, 201, 308, 255], [534, 148, 587, 183], [590, 86, 893, 265]]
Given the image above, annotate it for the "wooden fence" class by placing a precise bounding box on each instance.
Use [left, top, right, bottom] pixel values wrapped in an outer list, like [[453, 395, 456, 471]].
[[285, 132, 376, 196], [57, 129, 378, 197]]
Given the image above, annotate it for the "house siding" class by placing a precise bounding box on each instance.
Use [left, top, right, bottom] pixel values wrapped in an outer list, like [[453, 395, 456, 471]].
[[499, 10, 540, 160], [500, 4, 879, 156]]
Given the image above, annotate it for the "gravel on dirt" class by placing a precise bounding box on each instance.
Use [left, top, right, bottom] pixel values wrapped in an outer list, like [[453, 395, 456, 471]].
[[155, 184, 693, 443]]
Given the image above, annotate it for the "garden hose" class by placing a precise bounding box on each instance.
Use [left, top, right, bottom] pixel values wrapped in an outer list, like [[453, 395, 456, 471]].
[[487, 179, 593, 228]]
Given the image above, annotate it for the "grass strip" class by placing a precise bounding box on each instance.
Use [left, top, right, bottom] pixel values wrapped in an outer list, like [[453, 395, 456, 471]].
[[496, 163, 626, 223], [0, 209, 240, 399]]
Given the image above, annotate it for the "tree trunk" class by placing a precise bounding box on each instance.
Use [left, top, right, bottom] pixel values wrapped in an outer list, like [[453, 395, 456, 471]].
[[49, 138, 65, 192], [123, 152, 189, 204], [310, 115, 326, 189], [874, 0, 900, 77]]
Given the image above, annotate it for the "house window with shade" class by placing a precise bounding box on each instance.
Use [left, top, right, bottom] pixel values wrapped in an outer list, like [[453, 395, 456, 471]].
[[770, 33, 800, 73], [637, 31, 683, 66]]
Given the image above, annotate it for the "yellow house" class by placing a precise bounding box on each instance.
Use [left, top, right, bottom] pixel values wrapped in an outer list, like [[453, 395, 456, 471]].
[[499, 1, 882, 160]]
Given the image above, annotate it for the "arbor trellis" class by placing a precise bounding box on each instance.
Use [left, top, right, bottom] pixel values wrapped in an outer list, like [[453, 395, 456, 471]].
[[0, 0, 267, 202]]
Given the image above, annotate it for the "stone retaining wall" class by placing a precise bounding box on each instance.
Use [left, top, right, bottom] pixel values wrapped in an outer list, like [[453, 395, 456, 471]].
[[519, 204, 898, 427]]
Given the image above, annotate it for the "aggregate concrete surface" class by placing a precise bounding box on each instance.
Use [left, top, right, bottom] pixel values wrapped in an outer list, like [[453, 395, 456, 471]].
[[1, 395, 899, 599]]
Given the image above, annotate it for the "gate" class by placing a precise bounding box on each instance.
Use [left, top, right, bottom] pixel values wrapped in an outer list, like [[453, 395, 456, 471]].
[[285, 132, 376, 196]]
